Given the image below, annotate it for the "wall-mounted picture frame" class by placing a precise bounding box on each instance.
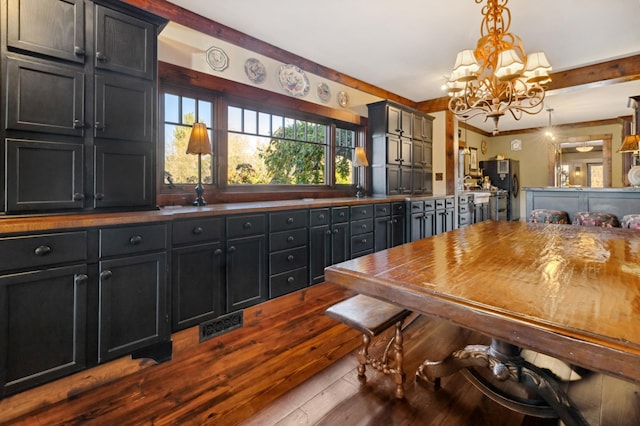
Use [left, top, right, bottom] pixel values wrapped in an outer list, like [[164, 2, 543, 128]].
[[469, 147, 478, 172]]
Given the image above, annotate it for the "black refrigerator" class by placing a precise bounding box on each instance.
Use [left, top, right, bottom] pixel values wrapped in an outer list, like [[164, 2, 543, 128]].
[[480, 159, 520, 221]]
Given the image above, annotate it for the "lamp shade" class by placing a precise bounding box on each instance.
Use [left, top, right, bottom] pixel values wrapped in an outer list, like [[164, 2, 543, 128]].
[[353, 146, 369, 167], [494, 49, 524, 80], [618, 134, 640, 153], [186, 122, 212, 155], [452, 50, 480, 82], [523, 51, 552, 83]]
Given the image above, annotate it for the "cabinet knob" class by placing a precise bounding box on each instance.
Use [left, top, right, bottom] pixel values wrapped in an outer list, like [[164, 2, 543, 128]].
[[74, 46, 85, 56], [381, 208, 388, 213], [361, 209, 367, 215], [94, 193, 104, 200], [287, 255, 295, 262], [325, 229, 332, 235], [73, 192, 84, 201], [74, 274, 89, 284], [334, 229, 340, 234], [100, 270, 112, 280], [360, 238, 367, 244], [94, 122, 105, 131], [73, 119, 84, 129], [34, 245, 51, 256], [96, 51, 107, 62], [339, 212, 345, 218], [361, 224, 367, 230], [287, 217, 294, 224], [287, 236, 295, 242], [214, 248, 222, 255], [129, 235, 143, 245], [193, 226, 204, 235], [228, 246, 236, 253], [318, 214, 325, 220], [243, 222, 252, 229], [287, 276, 295, 284]]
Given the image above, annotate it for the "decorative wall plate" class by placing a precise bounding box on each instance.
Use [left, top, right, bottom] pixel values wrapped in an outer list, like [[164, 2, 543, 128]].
[[317, 82, 331, 102], [510, 139, 522, 151], [337, 90, 349, 107], [481, 139, 487, 154], [278, 64, 310, 97], [628, 165, 640, 187], [244, 58, 266, 84], [206, 46, 229, 71]]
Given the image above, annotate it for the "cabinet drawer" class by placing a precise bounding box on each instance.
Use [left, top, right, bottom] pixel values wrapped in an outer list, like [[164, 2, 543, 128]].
[[270, 228, 308, 252], [445, 198, 455, 208], [424, 199, 436, 210], [172, 217, 222, 245], [435, 198, 446, 209], [269, 267, 308, 298], [350, 205, 373, 221], [269, 246, 308, 275], [100, 224, 166, 257], [310, 208, 330, 226], [459, 213, 471, 226], [332, 207, 349, 223], [392, 202, 405, 215], [375, 203, 391, 217], [351, 232, 374, 253], [227, 214, 266, 238], [459, 195, 471, 204], [459, 203, 470, 214], [0, 231, 87, 271], [351, 218, 373, 236], [270, 210, 308, 232], [410, 201, 424, 212]]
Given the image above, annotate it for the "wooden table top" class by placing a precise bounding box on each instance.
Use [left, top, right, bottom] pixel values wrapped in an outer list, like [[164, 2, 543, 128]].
[[325, 220, 640, 383]]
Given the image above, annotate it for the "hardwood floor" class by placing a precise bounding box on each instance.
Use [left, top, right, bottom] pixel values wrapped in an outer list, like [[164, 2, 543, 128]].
[[1, 282, 638, 425]]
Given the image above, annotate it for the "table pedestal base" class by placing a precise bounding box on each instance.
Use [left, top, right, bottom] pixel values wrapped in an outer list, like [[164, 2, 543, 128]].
[[416, 339, 588, 426]]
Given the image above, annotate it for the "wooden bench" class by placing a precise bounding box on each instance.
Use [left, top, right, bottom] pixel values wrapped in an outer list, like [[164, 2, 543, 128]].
[[325, 294, 411, 398]]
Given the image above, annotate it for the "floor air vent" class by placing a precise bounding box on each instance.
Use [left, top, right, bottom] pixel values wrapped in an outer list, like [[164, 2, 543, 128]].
[[200, 311, 243, 343]]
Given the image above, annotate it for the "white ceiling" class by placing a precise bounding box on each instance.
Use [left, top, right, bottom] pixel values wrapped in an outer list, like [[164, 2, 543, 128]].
[[165, 0, 640, 133]]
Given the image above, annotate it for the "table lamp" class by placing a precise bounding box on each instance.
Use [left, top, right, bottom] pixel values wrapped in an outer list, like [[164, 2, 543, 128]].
[[353, 146, 369, 198], [186, 122, 212, 206]]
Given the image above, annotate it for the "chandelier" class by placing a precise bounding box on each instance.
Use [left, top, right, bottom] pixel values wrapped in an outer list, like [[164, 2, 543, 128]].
[[575, 144, 594, 153], [447, 0, 552, 134]]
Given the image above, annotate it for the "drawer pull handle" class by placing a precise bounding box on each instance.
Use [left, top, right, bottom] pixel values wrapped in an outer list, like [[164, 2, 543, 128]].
[[96, 51, 107, 62], [34, 245, 51, 256], [95, 193, 104, 200], [73, 192, 84, 201], [287, 276, 295, 284], [361, 209, 367, 215], [361, 238, 367, 244], [243, 222, 252, 229], [73, 119, 84, 129], [334, 229, 340, 234], [381, 208, 388, 213], [287, 236, 295, 242], [361, 224, 367, 230], [129, 235, 143, 245], [287, 255, 295, 262], [75, 274, 89, 284], [214, 248, 222, 255], [228, 246, 236, 253], [339, 212, 345, 217], [74, 46, 85, 56], [318, 214, 325, 220], [94, 121, 105, 131], [193, 226, 204, 235], [100, 270, 112, 280], [325, 229, 332, 235], [287, 217, 294, 224]]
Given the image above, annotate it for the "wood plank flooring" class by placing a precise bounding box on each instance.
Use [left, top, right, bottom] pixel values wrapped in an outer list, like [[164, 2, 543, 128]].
[[1, 282, 638, 425]]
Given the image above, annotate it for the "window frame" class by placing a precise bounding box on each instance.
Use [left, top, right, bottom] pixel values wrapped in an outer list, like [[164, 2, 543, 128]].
[[158, 77, 367, 205]]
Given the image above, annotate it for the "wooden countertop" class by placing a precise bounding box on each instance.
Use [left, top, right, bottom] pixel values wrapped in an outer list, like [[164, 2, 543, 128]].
[[0, 195, 416, 234]]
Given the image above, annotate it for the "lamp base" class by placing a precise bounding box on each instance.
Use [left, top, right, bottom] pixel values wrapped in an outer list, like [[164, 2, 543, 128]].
[[193, 182, 206, 206], [355, 184, 365, 199]]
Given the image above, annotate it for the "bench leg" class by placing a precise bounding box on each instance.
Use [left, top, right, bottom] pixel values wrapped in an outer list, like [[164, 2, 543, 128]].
[[357, 333, 371, 383]]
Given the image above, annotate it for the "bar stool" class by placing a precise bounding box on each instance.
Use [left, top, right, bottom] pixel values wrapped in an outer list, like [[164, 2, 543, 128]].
[[528, 209, 570, 224], [325, 294, 411, 398], [572, 211, 620, 227], [620, 214, 640, 229]]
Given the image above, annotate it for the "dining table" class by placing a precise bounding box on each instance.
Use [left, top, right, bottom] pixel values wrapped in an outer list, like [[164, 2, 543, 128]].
[[324, 220, 640, 426]]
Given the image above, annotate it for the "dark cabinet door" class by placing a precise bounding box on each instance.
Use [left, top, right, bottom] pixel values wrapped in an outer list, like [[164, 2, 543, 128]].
[[94, 73, 154, 143], [7, 0, 85, 63], [171, 242, 224, 331], [386, 166, 401, 195], [331, 221, 350, 264], [5, 138, 84, 212], [390, 214, 405, 247], [400, 167, 413, 194], [5, 56, 85, 136], [423, 211, 435, 239], [226, 234, 267, 311], [309, 224, 331, 285], [94, 4, 156, 79], [0, 265, 87, 397], [435, 209, 454, 235], [93, 142, 153, 208], [98, 252, 167, 362]]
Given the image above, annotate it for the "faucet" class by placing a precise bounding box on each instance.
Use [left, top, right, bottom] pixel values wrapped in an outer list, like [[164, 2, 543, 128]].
[[463, 175, 473, 190]]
